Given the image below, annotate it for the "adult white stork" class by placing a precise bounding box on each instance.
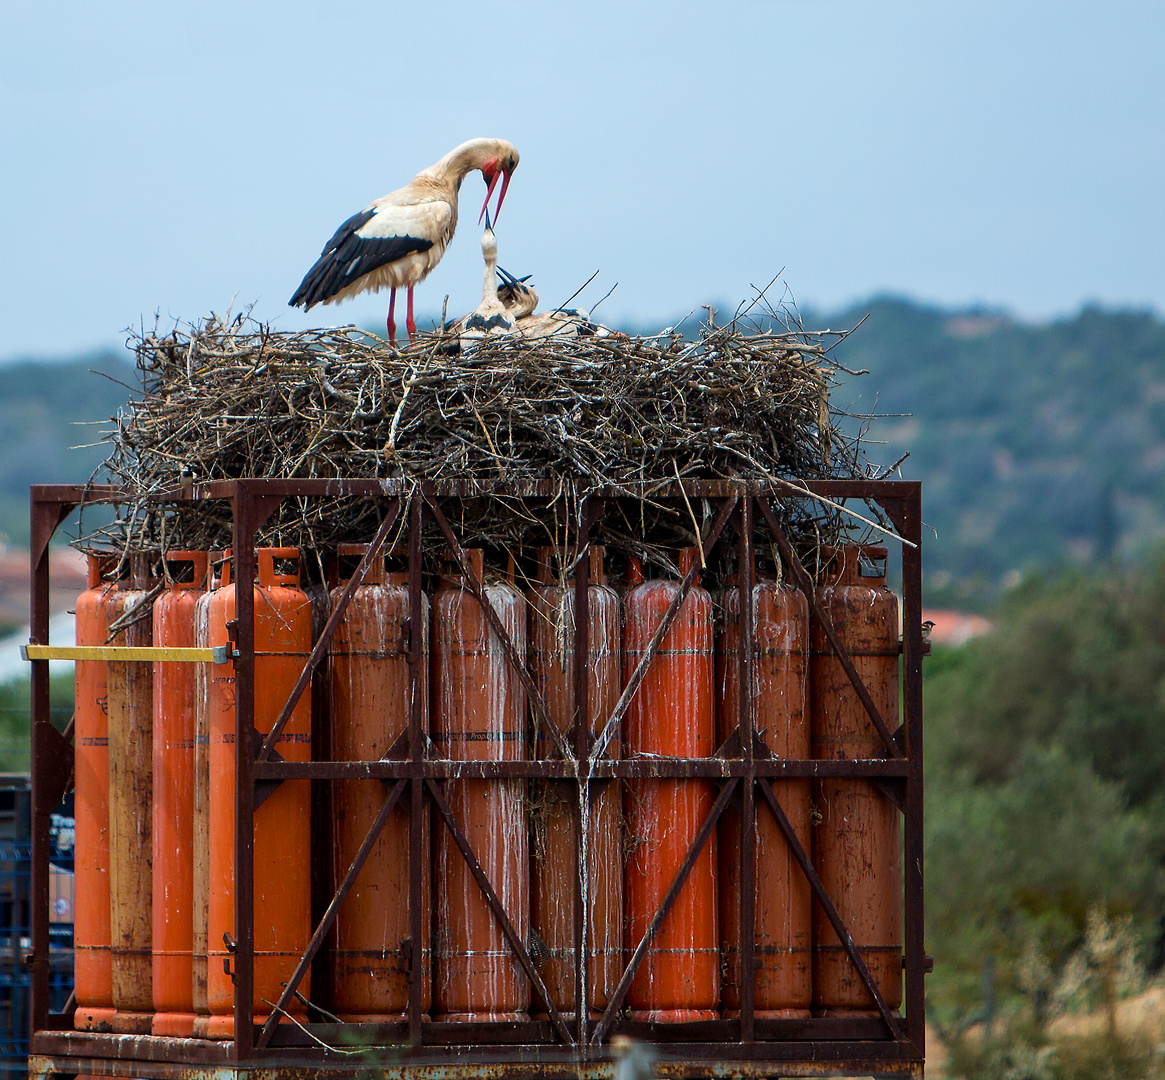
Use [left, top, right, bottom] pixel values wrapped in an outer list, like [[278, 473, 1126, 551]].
[[289, 138, 519, 344]]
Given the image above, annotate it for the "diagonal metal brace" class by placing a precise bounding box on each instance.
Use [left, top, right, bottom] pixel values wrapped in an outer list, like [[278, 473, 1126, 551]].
[[424, 492, 575, 765], [258, 499, 402, 762], [591, 777, 739, 1045], [590, 492, 739, 763], [256, 777, 409, 1048], [754, 774, 902, 1036], [756, 497, 904, 760], [426, 777, 573, 1046]]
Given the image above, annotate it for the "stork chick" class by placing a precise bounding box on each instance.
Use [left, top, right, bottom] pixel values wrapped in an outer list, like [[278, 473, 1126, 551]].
[[460, 215, 517, 348], [289, 138, 519, 345], [496, 268, 539, 319], [495, 265, 612, 341]]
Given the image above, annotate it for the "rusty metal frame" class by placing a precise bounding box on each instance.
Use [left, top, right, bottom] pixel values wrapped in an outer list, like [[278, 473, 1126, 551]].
[[26, 477, 926, 1080]]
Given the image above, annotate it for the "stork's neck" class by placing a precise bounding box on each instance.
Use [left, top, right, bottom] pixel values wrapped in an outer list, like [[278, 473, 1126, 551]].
[[423, 137, 517, 190], [481, 234, 500, 305]]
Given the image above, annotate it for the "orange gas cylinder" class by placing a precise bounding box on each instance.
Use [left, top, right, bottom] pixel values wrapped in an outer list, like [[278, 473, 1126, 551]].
[[192, 552, 227, 1039], [527, 545, 622, 1015], [73, 553, 118, 1032], [207, 548, 313, 1040], [106, 552, 159, 1034], [431, 548, 529, 1022], [623, 547, 719, 1022], [329, 545, 431, 1021], [716, 561, 811, 1018], [810, 545, 902, 1015], [151, 551, 208, 1037]]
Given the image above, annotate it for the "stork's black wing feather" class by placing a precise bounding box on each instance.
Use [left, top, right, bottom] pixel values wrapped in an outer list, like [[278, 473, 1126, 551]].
[[289, 207, 434, 309]]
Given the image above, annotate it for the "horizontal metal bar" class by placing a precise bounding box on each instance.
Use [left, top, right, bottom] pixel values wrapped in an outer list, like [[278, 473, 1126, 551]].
[[21, 643, 230, 664], [27, 477, 922, 506], [30, 1025, 920, 1065], [252, 758, 912, 781]]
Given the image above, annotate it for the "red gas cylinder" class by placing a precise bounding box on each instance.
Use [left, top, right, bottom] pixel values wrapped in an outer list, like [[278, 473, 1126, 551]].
[[716, 561, 811, 1018], [527, 545, 622, 1015], [106, 552, 159, 1034], [192, 551, 227, 1039], [73, 553, 118, 1032], [432, 548, 529, 1022], [151, 551, 208, 1037], [623, 547, 719, 1022], [207, 548, 313, 1039], [329, 545, 431, 1020], [810, 545, 902, 1015]]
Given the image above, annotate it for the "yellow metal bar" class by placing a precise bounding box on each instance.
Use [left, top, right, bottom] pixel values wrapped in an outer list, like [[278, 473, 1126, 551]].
[[20, 644, 231, 664]]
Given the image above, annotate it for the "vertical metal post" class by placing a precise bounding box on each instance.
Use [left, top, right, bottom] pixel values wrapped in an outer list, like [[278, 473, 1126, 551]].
[[738, 490, 756, 1042], [232, 485, 258, 1059], [900, 488, 926, 1054], [572, 500, 592, 1056], [408, 494, 425, 1044], [28, 495, 62, 1037]]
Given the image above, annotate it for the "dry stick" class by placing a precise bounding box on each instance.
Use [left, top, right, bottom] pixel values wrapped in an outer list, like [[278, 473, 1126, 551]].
[[673, 458, 705, 568]]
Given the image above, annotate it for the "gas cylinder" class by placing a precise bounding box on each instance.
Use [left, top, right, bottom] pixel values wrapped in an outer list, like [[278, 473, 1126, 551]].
[[329, 545, 431, 1021], [716, 559, 811, 1018], [623, 547, 719, 1022], [810, 545, 902, 1015], [527, 545, 622, 1015], [73, 553, 118, 1032], [302, 558, 333, 1011], [106, 551, 159, 1034], [150, 551, 208, 1037], [207, 548, 313, 1039], [192, 551, 227, 1039], [432, 548, 529, 1022]]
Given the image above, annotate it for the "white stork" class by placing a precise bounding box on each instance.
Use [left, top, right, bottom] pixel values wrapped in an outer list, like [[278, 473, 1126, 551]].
[[289, 137, 519, 345]]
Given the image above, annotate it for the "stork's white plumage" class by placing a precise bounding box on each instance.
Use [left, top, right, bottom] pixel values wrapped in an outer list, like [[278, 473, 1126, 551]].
[[460, 217, 516, 347], [289, 138, 519, 344]]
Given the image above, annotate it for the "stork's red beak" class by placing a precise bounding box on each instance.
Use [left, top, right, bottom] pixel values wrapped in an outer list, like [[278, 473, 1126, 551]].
[[479, 166, 514, 225]]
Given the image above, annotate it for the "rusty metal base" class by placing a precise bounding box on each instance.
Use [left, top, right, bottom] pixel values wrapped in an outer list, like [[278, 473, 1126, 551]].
[[31, 1027, 924, 1080]]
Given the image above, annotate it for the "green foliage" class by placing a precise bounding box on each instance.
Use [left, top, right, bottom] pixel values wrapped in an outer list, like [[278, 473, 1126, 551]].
[[924, 557, 1165, 1026], [944, 1027, 1163, 1080], [0, 675, 73, 771]]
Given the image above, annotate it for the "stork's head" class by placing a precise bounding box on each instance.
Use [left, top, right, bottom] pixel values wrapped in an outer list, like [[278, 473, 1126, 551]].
[[481, 213, 499, 263], [496, 265, 538, 318], [479, 144, 519, 225]]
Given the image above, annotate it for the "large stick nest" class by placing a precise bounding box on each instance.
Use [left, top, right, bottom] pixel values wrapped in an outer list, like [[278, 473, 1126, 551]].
[[84, 308, 886, 568]]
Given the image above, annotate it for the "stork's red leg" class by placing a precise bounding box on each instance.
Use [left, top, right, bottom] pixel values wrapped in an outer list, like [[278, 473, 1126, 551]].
[[406, 286, 417, 343], [387, 288, 397, 345]]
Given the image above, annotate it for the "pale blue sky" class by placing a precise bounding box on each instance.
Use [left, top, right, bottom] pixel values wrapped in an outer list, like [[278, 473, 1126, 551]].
[[2, 0, 1162, 359]]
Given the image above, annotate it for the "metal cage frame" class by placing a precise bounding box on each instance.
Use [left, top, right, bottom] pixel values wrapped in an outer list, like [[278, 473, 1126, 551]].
[[26, 477, 926, 1080]]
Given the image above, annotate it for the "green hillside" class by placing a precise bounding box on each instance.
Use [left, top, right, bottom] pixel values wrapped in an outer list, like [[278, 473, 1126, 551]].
[[821, 299, 1165, 607], [0, 353, 136, 545], [3, 301, 1163, 607]]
